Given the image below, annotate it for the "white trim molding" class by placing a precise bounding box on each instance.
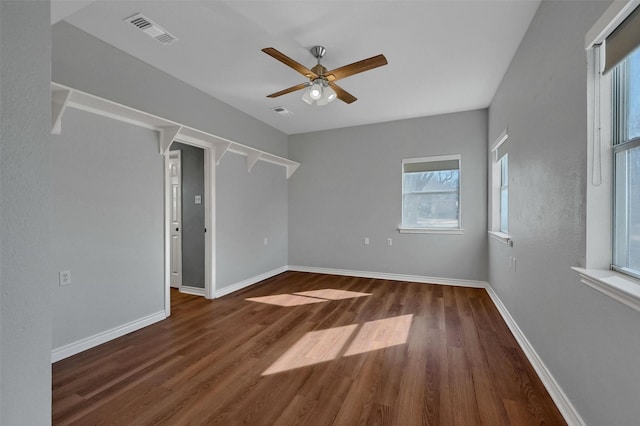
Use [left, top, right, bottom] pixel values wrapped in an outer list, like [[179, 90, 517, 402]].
[[485, 285, 586, 426], [51, 311, 167, 363], [488, 231, 512, 246], [50, 82, 300, 179], [180, 286, 206, 297], [288, 265, 486, 288], [398, 227, 464, 235], [214, 266, 288, 298], [572, 267, 640, 313]]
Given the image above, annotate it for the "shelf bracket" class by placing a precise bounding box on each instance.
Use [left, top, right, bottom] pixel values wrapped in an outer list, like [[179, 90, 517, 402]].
[[51, 89, 72, 135], [159, 125, 182, 155], [286, 164, 300, 179], [214, 142, 231, 165], [246, 151, 262, 173]]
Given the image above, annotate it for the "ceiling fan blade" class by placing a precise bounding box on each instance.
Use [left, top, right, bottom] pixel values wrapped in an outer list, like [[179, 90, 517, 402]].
[[326, 54, 388, 81], [329, 82, 357, 104], [266, 83, 309, 98], [262, 47, 318, 79]]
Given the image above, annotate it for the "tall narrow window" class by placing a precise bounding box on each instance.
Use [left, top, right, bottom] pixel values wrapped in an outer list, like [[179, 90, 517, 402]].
[[490, 130, 509, 240], [401, 155, 461, 230], [499, 154, 509, 234], [612, 46, 640, 277]]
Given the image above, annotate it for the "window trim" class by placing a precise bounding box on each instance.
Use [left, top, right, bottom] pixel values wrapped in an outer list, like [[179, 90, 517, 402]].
[[499, 153, 509, 234], [489, 130, 512, 244], [579, 1, 640, 310], [400, 154, 463, 233]]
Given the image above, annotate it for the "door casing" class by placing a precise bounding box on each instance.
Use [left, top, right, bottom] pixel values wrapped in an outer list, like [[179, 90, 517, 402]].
[[163, 139, 216, 317]]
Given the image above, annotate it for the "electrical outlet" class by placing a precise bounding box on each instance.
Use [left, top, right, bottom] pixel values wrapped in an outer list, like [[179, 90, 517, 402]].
[[264, 237, 268, 246], [364, 237, 370, 245], [59, 270, 71, 286]]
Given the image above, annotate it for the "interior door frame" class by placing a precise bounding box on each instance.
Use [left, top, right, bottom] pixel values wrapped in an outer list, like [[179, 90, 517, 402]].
[[163, 137, 216, 317], [168, 150, 183, 290]]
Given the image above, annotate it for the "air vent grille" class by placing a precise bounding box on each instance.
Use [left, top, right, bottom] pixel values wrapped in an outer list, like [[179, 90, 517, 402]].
[[272, 106, 294, 116], [124, 13, 178, 45]]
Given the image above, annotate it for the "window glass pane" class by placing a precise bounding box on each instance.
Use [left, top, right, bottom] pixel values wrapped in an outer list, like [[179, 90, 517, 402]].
[[402, 169, 459, 228], [501, 154, 508, 185], [499, 154, 508, 233], [614, 144, 640, 273], [500, 187, 508, 233], [628, 47, 640, 141]]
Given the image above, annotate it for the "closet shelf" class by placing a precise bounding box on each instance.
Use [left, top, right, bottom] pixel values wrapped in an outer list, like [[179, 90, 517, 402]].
[[51, 82, 300, 179]]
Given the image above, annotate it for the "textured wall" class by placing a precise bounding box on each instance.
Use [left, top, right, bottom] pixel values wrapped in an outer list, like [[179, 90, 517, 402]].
[[52, 21, 290, 292], [488, 1, 640, 424], [52, 108, 165, 349], [52, 21, 287, 157], [0, 1, 52, 424], [216, 154, 288, 288], [289, 110, 487, 281]]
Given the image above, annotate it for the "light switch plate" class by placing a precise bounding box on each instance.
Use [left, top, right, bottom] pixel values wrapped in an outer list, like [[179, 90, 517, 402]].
[[195, 195, 202, 204]]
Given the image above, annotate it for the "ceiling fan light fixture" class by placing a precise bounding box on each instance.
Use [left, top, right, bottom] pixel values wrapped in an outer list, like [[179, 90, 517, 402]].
[[309, 81, 323, 100], [301, 89, 313, 104], [324, 86, 337, 103]]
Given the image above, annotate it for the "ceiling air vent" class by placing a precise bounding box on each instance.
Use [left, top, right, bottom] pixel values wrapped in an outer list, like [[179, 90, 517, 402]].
[[272, 106, 294, 116], [124, 13, 178, 45]]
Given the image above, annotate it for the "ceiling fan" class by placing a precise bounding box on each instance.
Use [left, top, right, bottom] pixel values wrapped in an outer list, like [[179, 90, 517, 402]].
[[262, 46, 388, 105]]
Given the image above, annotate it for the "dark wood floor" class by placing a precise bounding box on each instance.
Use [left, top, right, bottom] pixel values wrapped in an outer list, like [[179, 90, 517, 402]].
[[52, 272, 566, 425]]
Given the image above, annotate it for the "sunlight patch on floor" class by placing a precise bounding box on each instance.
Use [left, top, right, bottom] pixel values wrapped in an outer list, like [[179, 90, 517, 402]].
[[262, 314, 413, 375], [293, 289, 371, 300], [245, 294, 328, 307], [246, 289, 371, 307], [262, 324, 359, 375], [344, 314, 413, 356]]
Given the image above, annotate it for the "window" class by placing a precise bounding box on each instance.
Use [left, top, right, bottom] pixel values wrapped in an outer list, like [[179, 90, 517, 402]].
[[489, 130, 510, 243], [499, 154, 509, 234], [401, 155, 461, 231], [612, 46, 640, 278], [578, 1, 640, 312]]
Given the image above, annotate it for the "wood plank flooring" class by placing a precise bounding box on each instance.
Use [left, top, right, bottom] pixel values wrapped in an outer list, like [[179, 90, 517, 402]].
[[52, 272, 566, 425]]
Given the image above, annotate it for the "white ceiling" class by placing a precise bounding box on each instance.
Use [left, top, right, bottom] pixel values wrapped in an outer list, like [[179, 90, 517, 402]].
[[55, 0, 541, 135]]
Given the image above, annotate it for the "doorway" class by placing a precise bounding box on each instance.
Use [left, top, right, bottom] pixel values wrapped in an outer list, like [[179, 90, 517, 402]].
[[164, 140, 214, 314]]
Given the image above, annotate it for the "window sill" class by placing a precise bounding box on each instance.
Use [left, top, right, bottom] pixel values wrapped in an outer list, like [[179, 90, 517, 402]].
[[572, 267, 640, 313], [398, 227, 464, 235], [488, 231, 512, 246]]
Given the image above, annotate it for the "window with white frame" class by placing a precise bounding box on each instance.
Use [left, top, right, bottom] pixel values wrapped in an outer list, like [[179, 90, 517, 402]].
[[578, 1, 640, 311], [499, 154, 509, 234], [611, 45, 640, 278], [490, 130, 509, 240], [401, 155, 461, 230]]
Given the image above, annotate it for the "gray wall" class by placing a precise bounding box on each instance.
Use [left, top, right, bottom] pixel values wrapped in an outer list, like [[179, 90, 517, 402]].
[[52, 108, 165, 348], [0, 1, 52, 424], [488, 1, 640, 424], [217, 154, 289, 288], [52, 23, 290, 291], [288, 110, 487, 281], [171, 142, 205, 288], [52, 21, 287, 158]]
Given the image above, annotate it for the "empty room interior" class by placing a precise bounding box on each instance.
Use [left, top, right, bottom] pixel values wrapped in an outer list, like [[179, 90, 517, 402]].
[[2, 0, 640, 424]]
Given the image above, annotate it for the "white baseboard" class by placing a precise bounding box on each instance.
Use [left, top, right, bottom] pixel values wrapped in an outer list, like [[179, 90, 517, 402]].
[[51, 310, 166, 363], [287, 265, 487, 288], [180, 286, 206, 296], [214, 265, 288, 298], [484, 284, 585, 426]]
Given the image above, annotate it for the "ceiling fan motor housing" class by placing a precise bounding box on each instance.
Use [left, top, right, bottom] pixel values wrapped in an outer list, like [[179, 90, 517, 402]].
[[310, 45, 327, 60]]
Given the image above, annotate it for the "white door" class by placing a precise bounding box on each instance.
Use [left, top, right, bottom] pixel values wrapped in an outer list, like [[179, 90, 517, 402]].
[[169, 151, 182, 288]]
